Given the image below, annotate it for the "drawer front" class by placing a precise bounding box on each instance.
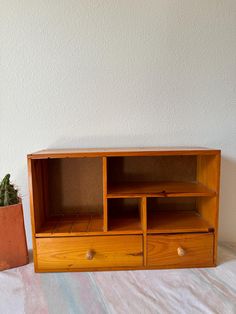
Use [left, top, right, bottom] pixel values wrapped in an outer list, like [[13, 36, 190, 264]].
[[148, 233, 214, 268], [36, 235, 143, 271]]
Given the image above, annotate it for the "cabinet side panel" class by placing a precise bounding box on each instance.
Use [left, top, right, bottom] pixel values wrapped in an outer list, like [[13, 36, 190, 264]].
[[197, 154, 221, 191], [28, 158, 46, 271], [197, 153, 220, 264]]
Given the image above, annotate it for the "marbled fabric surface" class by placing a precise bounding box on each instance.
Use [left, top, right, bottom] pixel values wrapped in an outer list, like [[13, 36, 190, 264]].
[[0, 243, 236, 314]]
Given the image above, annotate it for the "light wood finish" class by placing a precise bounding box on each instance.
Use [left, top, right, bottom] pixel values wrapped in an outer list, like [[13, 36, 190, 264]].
[[28, 147, 220, 272], [36, 214, 143, 237], [107, 155, 196, 185], [85, 249, 94, 260], [102, 157, 108, 232], [197, 154, 221, 191], [36, 214, 103, 237], [147, 197, 196, 211], [139, 198, 147, 232], [147, 233, 214, 267], [197, 197, 219, 264], [29, 147, 220, 159], [197, 198, 218, 228], [36, 235, 143, 271], [140, 197, 147, 266], [197, 153, 221, 264], [27, 157, 38, 270], [147, 210, 212, 234], [29, 159, 46, 232], [108, 215, 142, 234], [107, 198, 142, 233], [107, 181, 215, 198], [177, 247, 185, 256], [47, 158, 103, 215]]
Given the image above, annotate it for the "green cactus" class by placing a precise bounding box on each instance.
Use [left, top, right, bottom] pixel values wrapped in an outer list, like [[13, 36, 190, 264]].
[[0, 174, 19, 206]]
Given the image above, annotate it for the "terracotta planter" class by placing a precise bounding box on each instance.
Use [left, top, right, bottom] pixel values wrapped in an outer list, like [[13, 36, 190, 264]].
[[0, 200, 28, 270]]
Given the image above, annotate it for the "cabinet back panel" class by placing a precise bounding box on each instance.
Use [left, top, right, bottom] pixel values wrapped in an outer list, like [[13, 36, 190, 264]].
[[48, 158, 103, 215], [108, 156, 196, 184], [147, 197, 196, 211]]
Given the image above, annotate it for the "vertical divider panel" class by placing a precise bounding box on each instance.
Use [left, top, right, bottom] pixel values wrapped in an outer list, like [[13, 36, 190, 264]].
[[103, 157, 108, 232], [139, 197, 147, 232], [140, 197, 147, 266]]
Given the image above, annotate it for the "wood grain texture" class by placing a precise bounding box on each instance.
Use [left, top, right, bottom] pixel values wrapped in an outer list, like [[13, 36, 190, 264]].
[[147, 233, 214, 267], [197, 153, 221, 192], [29, 159, 46, 233], [107, 181, 215, 198], [36, 214, 103, 237], [141, 197, 147, 266], [47, 158, 103, 215], [28, 147, 220, 159], [28, 147, 220, 272], [34, 263, 216, 273], [36, 235, 143, 271], [103, 157, 108, 232], [108, 216, 142, 233], [147, 210, 212, 234], [107, 155, 196, 185], [197, 153, 221, 264]]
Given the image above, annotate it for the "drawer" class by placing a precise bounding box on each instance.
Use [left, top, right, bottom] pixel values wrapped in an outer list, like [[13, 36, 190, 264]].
[[147, 233, 214, 268], [36, 235, 143, 271]]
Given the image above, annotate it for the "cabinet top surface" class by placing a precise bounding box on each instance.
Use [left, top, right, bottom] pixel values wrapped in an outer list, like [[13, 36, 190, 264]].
[[28, 147, 220, 158]]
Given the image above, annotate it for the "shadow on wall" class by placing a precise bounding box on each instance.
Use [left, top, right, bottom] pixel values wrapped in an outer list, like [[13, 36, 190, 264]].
[[42, 133, 194, 150], [219, 156, 236, 242]]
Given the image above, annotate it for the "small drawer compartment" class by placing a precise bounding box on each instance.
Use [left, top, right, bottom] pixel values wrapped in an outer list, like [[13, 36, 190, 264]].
[[36, 235, 143, 271], [147, 233, 214, 268]]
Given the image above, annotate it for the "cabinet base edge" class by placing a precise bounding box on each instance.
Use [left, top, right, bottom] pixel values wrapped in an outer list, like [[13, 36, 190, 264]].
[[34, 263, 216, 273]]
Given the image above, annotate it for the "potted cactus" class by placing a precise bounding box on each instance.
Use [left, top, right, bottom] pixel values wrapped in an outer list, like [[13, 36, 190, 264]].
[[0, 174, 28, 270]]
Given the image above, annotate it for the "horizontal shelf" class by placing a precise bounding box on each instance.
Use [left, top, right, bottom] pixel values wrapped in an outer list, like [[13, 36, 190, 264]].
[[108, 214, 142, 234], [36, 213, 143, 237], [36, 214, 103, 237], [147, 210, 213, 234], [107, 181, 216, 198]]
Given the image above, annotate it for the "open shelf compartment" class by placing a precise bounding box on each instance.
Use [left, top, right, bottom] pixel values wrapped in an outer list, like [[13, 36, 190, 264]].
[[147, 197, 214, 234], [107, 198, 143, 234], [107, 155, 218, 197], [31, 157, 104, 236], [37, 214, 103, 237]]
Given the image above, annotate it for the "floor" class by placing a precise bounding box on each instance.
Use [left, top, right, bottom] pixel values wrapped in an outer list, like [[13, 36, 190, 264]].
[[0, 243, 236, 314]]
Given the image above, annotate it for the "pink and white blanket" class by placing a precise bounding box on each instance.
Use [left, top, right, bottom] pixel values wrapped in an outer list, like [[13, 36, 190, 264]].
[[0, 243, 236, 314]]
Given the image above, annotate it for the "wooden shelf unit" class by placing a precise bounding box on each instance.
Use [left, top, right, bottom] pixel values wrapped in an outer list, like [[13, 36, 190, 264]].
[[28, 147, 220, 272]]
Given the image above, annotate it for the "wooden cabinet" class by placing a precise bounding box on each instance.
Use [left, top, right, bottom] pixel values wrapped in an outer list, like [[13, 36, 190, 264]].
[[28, 147, 220, 272]]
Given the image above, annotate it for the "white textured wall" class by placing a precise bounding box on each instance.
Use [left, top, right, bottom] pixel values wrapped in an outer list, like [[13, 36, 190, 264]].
[[1, 1, 236, 248]]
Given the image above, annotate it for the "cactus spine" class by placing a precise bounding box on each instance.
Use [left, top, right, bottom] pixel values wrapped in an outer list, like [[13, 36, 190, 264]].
[[0, 174, 19, 206]]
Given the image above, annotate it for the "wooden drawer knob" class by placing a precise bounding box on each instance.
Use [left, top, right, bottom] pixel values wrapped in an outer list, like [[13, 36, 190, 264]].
[[86, 249, 95, 260], [177, 247, 185, 257]]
